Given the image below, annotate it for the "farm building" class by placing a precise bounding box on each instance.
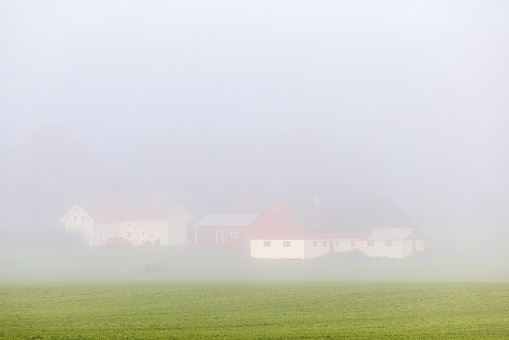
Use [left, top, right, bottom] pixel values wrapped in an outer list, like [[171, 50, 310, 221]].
[[60, 205, 190, 246], [358, 228, 426, 258], [194, 213, 259, 248], [250, 199, 425, 259]]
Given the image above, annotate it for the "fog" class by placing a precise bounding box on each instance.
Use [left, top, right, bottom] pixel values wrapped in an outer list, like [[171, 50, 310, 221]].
[[1, 1, 508, 282]]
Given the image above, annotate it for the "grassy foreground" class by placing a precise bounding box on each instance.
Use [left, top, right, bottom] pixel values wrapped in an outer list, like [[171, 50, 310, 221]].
[[1, 282, 508, 339]]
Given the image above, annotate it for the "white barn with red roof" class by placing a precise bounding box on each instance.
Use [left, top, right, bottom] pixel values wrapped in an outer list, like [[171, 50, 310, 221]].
[[60, 205, 189, 246], [250, 200, 425, 259]]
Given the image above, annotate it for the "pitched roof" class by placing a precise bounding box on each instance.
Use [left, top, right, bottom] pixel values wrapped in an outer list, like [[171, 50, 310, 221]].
[[195, 214, 259, 227], [305, 229, 371, 240], [250, 198, 419, 240], [79, 205, 180, 221], [250, 200, 309, 239]]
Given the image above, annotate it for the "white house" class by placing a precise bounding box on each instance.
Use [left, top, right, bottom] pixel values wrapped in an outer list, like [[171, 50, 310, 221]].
[[60, 205, 190, 246]]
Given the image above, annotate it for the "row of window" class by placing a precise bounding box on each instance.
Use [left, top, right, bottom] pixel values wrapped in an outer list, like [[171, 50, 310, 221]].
[[263, 240, 356, 248], [262, 240, 393, 247], [367, 240, 392, 246], [99, 231, 175, 239], [312, 240, 357, 247]]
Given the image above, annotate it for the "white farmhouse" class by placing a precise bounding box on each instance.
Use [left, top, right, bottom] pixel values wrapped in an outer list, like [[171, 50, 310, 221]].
[[61, 205, 190, 246]]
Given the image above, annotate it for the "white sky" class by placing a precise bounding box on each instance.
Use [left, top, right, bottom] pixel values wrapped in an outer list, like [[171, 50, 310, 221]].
[[1, 1, 508, 212]]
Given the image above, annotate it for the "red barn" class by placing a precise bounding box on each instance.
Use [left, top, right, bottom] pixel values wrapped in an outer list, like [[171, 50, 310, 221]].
[[194, 214, 258, 248]]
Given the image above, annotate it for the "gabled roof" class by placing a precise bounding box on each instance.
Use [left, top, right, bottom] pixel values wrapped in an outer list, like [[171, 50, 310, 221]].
[[364, 228, 419, 240], [305, 229, 371, 240], [250, 200, 309, 239], [195, 214, 259, 227], [61, 205, 184, 222], [250, 198, 420, 240]]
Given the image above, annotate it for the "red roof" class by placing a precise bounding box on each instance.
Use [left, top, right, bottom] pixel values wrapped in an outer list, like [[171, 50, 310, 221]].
[[304, 229, 370, 240], [250, 200, 394, 241], [250, 201, 309, 239], [81, 205, 178, 221]]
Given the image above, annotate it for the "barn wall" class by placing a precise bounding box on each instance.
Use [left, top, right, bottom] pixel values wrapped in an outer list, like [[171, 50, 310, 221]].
[[195, 226, 250, 248], [303, 240, 331, 259], [357, 240, 413, 258], [250, 239, 305, 259], [333, 239, 357, 253], [194, 227, 217, 247]]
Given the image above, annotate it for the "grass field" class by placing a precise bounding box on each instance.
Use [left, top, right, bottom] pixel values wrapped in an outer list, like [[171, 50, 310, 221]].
[[1, 246, 509, 338], [1, 245, 509, 283], [1, 282, 509, 339]]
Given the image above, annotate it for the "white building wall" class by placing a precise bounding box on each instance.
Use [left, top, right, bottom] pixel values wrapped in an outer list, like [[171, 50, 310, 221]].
[[357, 240, 413, 258], [62, 207, 94, 246], [333, 239, 357, 253], [92, 221, 166, 246], [250, 240, 306, 259], [303, 240, 331, 259], [251, 238, 362, 260], [250, 238, 425, 259], [166, 208, 188, 245], [92, 223, 116, 246]]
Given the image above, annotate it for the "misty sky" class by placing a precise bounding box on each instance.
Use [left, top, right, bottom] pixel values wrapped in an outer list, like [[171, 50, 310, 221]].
[[1, 1, 508, 226]]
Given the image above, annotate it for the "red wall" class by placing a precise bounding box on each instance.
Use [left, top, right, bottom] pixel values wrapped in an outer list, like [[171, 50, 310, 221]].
[[195, 226, 250, 248]]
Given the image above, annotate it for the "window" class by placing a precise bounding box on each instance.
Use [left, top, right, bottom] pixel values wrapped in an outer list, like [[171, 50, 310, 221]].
[[263, 241, 271, 247], [273, 206, 281, 213], [125, 223, 132, 228], [80, 216, 85, 222], [73, 216, 78, 223], [323, 241, 327, 247], [174, 214, 179, 222], [335, 240, 339, 247], [141, 231, 146, 236], [100, 232, 104, 239], [283, 241, 291, 247], [313, 241, 318, 247], [368, 240, 374, 247], [351, 240, 356, 247], [385, 240, 392, 247], [125, 231, 132, 239], [231, 232, 239, 239]]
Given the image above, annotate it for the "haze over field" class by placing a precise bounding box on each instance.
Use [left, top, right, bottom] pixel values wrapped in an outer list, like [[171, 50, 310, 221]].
[[1, 1, 508, 254]]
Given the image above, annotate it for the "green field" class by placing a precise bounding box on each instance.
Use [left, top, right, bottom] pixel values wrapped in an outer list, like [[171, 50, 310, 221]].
[[1, 245, 509, 283], [1, 282, 509, 339], [1, 246, 509, 338]]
